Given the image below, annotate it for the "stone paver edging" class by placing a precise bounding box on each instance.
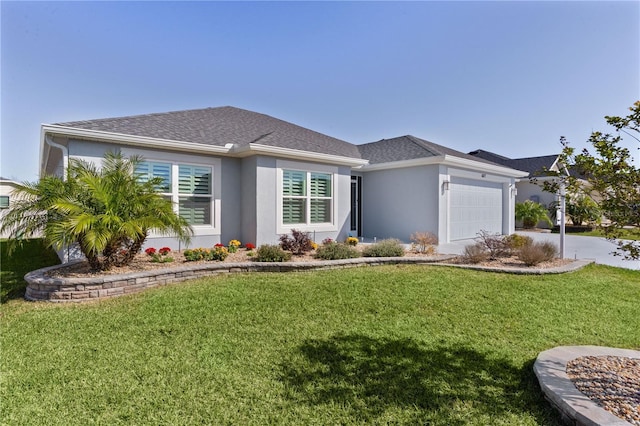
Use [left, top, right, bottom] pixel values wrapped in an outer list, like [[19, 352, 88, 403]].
[[534, 346, 640, 426], [25, 255, 593, 302]]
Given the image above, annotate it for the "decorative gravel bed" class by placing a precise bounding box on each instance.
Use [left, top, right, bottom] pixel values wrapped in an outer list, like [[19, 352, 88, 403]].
[[567, 356, 640, 425]]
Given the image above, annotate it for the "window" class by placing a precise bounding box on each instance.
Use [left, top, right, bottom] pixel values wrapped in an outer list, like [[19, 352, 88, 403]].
[[137, 161, 212, 226], [0, 196, 8, 209], [282, 169, 332, 225], [178, 165, 212, 225]]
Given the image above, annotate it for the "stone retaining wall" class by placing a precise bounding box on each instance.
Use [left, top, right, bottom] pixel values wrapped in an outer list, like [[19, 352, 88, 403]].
[[25, 255, 592, 303], [24, 256, 453, 302]]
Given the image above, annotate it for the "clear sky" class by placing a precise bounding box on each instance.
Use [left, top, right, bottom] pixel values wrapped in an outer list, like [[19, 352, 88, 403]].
[[2, 1, 639, 182]]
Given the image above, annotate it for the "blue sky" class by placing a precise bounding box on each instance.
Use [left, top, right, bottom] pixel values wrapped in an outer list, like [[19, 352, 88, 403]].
[[2, 1, 639, 181]]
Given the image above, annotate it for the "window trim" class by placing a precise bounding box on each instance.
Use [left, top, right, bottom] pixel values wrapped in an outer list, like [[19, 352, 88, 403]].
[[276, 160, 338, 234]]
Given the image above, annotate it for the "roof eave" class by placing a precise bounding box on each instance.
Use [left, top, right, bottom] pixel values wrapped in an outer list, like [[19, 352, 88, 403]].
[[232, 143, 369, 168], [41, 124, 232, 155], [361, 154, 529, 177]]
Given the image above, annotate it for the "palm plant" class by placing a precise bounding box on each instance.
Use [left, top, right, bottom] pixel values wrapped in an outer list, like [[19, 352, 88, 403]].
[[2, 152, 192, 271], [515, 200, 553, 229]]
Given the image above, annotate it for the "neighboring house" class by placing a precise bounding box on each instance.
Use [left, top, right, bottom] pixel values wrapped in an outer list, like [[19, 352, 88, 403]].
[[0, 179, 21, 238], [468, 149, 568, 227], [39, 107, 527, 255]]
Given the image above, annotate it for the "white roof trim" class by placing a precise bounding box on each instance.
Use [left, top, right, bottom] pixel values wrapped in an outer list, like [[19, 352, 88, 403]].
[[362, 154, 529, 177], [231, 143, 369, 167], [41, 125, 232, 155]]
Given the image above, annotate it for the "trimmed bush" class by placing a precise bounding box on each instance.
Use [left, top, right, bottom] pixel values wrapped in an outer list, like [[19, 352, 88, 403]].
[[475, 230, 510, 259], [315, 242, 360, 260], [410, 231, 438, 255], [254, 244, 292, 262], [462, 243, 490, 264], [279, 229, 314, 255], [517, 241, 558, 266], [505, 234, 533, 253], [362, 239, 405, 257]]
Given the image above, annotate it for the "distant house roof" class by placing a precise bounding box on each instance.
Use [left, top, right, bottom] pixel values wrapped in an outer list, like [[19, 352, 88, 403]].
[[468, 149, 560, 177], [358, 135, 501, 166], [52, 106, 363, 160]]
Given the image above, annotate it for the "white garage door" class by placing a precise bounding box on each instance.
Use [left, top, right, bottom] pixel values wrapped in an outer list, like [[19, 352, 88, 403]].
[[449, 177, 503, 240]]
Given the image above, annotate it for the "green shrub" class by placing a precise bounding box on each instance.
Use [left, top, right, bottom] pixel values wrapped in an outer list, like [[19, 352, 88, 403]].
[[362, 239, 405, 257], [183, 248, 211, 262], [315, 242, 360, 260], [517, 241, 558, 266], [515, 200, 553, 229], [505, 234, 533, 253], [254, 244, 292, 262], [462, 243, 490, 264], [279, 229, 314, 255], [210, 246, 229, 261]]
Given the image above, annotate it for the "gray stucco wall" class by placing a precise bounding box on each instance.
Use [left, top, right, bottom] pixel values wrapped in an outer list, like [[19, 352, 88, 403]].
[[361, 165, 440, 243], [255, 156, 279, 245], [219, 157, 242, 245], [240, 156, 258, 246]]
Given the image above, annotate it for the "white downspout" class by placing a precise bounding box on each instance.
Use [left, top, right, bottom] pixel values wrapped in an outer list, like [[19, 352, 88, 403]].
[[45, 135, 68, 181]]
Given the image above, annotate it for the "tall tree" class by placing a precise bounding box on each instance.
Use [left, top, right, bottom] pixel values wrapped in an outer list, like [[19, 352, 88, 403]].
[[2, 152, 192, 270], [545, 101, 640, 260]]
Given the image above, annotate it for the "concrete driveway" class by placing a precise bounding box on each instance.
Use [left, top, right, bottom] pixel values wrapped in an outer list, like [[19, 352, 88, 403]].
[[437, 231, 640, 271]]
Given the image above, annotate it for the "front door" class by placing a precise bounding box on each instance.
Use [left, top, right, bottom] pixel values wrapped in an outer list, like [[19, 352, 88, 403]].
[[350, 176, 362, 237]]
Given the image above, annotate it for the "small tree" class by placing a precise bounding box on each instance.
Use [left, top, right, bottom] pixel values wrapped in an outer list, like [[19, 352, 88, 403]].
[[515, 200, 553, 229], [543, 101, 640, 260], [1, 152, 192, 271]]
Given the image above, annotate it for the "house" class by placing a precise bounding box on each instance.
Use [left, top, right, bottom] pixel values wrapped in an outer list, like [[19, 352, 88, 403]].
[[39, 106, 527, 254], [0, 179, 21, 238]]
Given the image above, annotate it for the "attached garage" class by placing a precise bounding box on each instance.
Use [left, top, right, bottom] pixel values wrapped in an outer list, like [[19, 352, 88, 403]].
[[449, 177, 503, 240]]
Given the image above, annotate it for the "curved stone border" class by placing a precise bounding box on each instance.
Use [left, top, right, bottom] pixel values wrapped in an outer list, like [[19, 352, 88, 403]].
[[25, 255, 593, 302], [435, 259, 594, 275], [534, 346, 640, 426]]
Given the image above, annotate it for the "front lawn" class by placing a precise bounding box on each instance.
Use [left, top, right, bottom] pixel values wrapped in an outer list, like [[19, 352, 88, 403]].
[[551, 227, 640, 240], [1, 264, 638, 425]]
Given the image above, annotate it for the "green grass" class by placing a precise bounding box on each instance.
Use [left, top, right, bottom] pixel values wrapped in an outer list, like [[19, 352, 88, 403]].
[[0, 239, 60, 303], [1, 263, 639, 425], [551, 227, 640, 240]]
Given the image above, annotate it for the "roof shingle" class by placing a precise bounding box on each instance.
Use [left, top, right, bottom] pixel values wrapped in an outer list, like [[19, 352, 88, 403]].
[[54, 106, 362, 159], [358, 135, 501, 166]]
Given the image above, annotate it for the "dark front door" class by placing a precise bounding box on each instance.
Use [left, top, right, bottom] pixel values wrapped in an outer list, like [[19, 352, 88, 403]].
[[350, 176, 362, 237]]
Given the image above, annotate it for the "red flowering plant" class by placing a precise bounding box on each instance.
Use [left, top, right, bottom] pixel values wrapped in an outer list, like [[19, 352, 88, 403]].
[[214, 243, 225, 248], [145, 247, 174, 263], [245, 243, 256, 250]]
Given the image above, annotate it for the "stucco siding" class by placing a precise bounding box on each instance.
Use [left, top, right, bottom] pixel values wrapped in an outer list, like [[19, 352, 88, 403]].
[[255, 156, 279, 245], [240, 157, 258, 246], [219, 158, 242, 245], [361, 165, 440, 242]]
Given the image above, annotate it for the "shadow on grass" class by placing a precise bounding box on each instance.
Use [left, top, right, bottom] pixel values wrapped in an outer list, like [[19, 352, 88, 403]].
[[281, 334, 559, 424], [1, 239, 59, 303]]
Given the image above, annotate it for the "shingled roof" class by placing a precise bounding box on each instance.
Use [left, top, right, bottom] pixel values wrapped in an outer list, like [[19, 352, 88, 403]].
[[357, 135, 502, 166], [53, 106, 363, 159], [468, 149, 559, 177]]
